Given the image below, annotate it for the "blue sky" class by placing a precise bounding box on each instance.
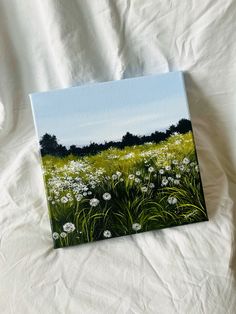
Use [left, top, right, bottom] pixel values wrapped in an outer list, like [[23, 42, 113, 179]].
[[31, 72, 190, 147]]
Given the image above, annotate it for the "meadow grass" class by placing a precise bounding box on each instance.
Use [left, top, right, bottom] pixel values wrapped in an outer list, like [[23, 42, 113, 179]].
[[42, 132, 208, 248]]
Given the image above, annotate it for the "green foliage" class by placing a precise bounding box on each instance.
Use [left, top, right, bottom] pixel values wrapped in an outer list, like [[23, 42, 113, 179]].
[[42, 132, 208, 248]]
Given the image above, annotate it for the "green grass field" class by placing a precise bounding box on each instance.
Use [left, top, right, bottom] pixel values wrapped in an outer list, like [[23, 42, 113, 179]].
[[42, 132, 208, 248]]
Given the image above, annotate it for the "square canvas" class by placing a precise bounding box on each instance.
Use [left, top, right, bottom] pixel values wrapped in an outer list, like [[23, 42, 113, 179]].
[[30, 72, 208, 249]]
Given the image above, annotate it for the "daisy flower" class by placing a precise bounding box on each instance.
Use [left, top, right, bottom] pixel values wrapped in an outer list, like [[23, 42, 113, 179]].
[[132, 223, 141, 231], [103, 192, 111, 201], [60, 232, 67, 238], [90, 198, 100, 207], [61, 196, 68, 204], [148, 166, 154, 173], [112, 174, 118, 180], [63, 222, 76, 233], [103, 230, 112, 238], [167, 196, 178, 205], [52, 232, 59, 240], [183, 157, 190, 164], [76, 194, 83, 201], [162, 178, 168, 186], [141, 186, 148, 192]]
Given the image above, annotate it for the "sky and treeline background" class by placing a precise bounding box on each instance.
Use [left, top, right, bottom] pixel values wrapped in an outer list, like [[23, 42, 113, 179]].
[[31, 72, 190, 148]]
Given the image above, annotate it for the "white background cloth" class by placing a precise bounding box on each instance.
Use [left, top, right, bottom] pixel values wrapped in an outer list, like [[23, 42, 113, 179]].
[[0, 1, 236, 313]]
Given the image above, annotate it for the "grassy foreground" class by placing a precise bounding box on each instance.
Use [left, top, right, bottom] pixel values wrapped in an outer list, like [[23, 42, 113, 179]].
[[42, 132, 208, 248]]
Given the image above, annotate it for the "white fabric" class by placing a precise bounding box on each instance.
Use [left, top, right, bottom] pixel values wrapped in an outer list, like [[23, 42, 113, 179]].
[[0, 1, 236, 313]]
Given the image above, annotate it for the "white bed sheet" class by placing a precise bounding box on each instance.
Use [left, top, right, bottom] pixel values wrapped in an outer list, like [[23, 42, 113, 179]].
[[0, 1, 236, 313]]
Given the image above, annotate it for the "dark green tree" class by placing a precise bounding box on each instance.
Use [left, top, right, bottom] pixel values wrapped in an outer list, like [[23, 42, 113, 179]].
[[122, 132, 140, 146], [166, 124, 177, 136], [40, 133, 59, 156], [175, 119, 192, 134]]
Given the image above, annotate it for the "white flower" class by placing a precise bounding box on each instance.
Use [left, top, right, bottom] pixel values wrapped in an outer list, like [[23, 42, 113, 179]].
[[190, 162, 195, 167], [83, 192, 88, 196], [66, 193, 72, 197], [63, 222, 76, 233], [159, 169, 164, 175], [149, 183, 155, 188], [128, 174, 135, 180], [141, 186, 148, 192], [120, 178, 124, 182], [148, 166, 154, 173], [168, 176, 173, 181], [76, 194, 83, 201], [103, 192, 111, 201], [52, 232, 59, 240], [116, 171, 122, 177], [165, 165, 171, 171], [132, 223, 141, 231], [90, 198, 100, 207], [176, 174, 181, 179], [135, 178, 141, 183], [173, 179, 180, 185], [167, 196, 178, 205], [108, 154, 118, 160], [183, 157, 190, 164], [162, 178, 168, 186], [48, 196, 52, 201], [88, 191, 92, 195], [195, 165, 199, 172], [172, 160, 178, 165], [60, 232, 67, 238], [103, 230, 112, 238], [179, 165, 185, 171], [136, 171, 141, 176], [123, 152, 134, 159], [61, 196, 68, 204], [51, 201, 55, 205], [112, 174, 118, 180]]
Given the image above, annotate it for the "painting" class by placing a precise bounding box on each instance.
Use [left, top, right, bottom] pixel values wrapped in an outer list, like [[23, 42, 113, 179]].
[[30, 72, 208, 248]]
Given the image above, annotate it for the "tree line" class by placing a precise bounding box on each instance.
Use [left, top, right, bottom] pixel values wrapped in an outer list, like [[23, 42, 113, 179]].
[[40, 118, 192, 157]]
